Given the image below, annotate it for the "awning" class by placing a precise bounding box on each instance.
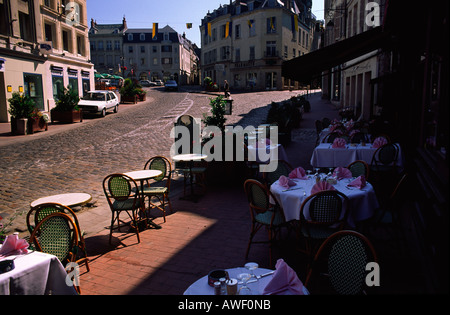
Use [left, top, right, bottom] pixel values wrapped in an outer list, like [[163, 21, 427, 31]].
[[282, 26, 390, 83]]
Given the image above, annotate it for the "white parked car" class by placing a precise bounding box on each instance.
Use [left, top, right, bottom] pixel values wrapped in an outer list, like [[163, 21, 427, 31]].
[[153, 80, 163, 86], [78, 91, 119, 117]]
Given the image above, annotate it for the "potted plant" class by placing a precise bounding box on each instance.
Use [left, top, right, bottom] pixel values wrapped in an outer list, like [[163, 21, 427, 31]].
[[51, 87, 82, 123], [28, 108, 49, 134], [120, 78, 142, 103], [8, 92, 35, 135]]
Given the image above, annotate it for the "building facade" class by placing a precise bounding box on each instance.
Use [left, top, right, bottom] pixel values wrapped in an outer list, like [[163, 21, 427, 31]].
[[88, 16, 127, 76], [200, 0, 317, 91], [0, 0, 94, 123], [322, 0, 386, 120], [122, 25, 199, 85]]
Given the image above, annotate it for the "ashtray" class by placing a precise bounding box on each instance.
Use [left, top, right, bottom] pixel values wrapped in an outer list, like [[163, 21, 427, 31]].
[[207, 269, 229, 287], [0, 259, 15, 274]]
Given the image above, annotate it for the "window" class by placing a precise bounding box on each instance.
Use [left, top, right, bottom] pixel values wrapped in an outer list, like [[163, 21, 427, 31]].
[[90, 41, 96, 51], [24, 73, 44, 110], [284, 45, 288, 58], [0, 3, 8, 35], [249, 21, 256, 37], [235, 48, 240, 62], [128, 34, 133, 41], [161, 45, 172, 52], [98, 40, 103, 51], [152, 46, 157, 53], [140, 58, 145, 65], [266, 41, 276, 57], [249, 46, 255, 60], [221, 46, 230, 60], [140, 46, 145, 53], [267, 17, 276, 34], [77, 35, 84, 55], [140, 33, 145, 41], [164, 33, 169, 41], [68, 77, 79, 96], [106, 40, 112, 51], [107, 55, 113, 66], [62, 30, 70, 52], [161, 58, 172, 64], [19, 12, 33, 42], [235, 24, 241, 39], [153, 58, 158, 65], [212, 28, 217, 41], [52, 72, 64, 101], [114, 40, 120, 50], [44, 23, 53, 42], [128, 46, 133, 53]]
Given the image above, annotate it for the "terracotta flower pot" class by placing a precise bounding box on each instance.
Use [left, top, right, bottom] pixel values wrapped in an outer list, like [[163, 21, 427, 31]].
[[51, 109, 83, 124]]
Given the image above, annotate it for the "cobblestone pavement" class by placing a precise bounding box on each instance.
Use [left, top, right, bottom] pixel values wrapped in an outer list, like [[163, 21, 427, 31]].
[[0, 86, 309, 234]]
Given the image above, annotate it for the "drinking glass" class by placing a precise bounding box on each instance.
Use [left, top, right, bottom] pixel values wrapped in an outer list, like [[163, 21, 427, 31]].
[[245, 262, 259, 280], [306, 170, 312, 179], [238, 273, 252, 295]]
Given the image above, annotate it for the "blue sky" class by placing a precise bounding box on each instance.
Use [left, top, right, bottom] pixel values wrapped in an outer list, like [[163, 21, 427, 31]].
[[86, 0, 324, 47]]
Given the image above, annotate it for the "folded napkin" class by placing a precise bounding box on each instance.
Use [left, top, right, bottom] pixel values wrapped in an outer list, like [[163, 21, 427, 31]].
[[263, 259, 305, 295], [332, 137, 347, 148], [311, 180, 336, 194], [372, 137, 388, 148], [0, 233, 29, 259], [333, 167, 353, 180], [348, 175, 367, 189], [289, 167, 308, 180], [278, 175, 296, 188]]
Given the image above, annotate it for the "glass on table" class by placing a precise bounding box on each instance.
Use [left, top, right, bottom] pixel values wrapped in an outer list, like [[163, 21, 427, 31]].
[[237, 273, 252, 295], [244, 262, 259, 281]]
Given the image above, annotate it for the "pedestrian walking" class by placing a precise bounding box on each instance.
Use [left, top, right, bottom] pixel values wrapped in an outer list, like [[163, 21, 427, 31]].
[[224, 80, 230, 98]]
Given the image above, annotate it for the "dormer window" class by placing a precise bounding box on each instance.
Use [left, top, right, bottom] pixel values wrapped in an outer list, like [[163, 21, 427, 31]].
[[140, 33, 145, 41], [128, 34, 133, 41]]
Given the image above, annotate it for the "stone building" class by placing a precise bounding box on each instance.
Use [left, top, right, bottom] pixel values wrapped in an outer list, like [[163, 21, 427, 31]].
[[200, 0, 317, 91], [122, 25, 199, 85], [0, 0, 94, 122]]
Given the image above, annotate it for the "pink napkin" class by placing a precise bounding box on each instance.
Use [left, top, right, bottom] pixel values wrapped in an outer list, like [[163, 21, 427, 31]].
[[311, 180, 336, 194], [348, 175, 367, 189], [289, 167, 308, 180], [332, 137, 347, 148], [372, 137, 388, 148], [0, 233, 29, 259], [278, 175, 296, 188], [333, 167, 352, 180], [263, 259, 305, 295]]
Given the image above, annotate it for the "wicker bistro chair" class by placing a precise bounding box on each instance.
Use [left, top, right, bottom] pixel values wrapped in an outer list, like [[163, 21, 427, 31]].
[[298, 190, 350, 264], [29, 212, 79, 266], [261, 159, 293, 188], [28, 212, 81, 294], [347, 160, 370, 179], [103, 173, 145, 244], [243, 179, 288, 268], [370, 143, 400, 174], [26, 202, 90, 272], [305, 230, 378, 295], [141, 156, 173, 223]]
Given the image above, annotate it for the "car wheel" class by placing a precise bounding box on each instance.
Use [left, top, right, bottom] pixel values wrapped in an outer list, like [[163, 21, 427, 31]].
[[114, 105, 118, 113], [101, 108, 106, 117]]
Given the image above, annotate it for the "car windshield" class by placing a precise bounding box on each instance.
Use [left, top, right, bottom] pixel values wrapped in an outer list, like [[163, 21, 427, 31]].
[[82, 93, 106, 101]]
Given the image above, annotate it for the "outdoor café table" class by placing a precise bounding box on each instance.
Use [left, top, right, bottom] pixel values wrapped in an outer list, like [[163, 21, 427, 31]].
[[0, 249, 78, 295], [124, 170, 163, 228], [183, 267, 309, 295], [30, 193, 92, 208], [309, 142, 404, 169], [172, 153, 207, 202], [270, 176, 379, 228]]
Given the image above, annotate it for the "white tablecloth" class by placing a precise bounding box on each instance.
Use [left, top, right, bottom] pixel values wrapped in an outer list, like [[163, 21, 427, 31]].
[[310, 143, 404, 169], [270, 177, 379, 228], [0, 250, 78, 295], [183, 267, 309, 295]]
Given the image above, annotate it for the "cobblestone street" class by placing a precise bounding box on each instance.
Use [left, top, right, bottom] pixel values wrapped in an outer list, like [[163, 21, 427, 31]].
[[0, 87, 309, 234]]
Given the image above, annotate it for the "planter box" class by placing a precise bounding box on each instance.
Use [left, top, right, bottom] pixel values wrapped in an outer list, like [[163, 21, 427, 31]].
[[138, 93, 146, 102], [27, 117, 48, 134], [121, 95, 138, 104], [51, 110, 83, 124], [10, 118, 28, 135]]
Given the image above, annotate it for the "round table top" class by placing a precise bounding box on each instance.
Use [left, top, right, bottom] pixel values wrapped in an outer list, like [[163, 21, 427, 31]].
[[172, 153, 207, 161], [124, 170, 163, 181], [30, 193, 92, 208]]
